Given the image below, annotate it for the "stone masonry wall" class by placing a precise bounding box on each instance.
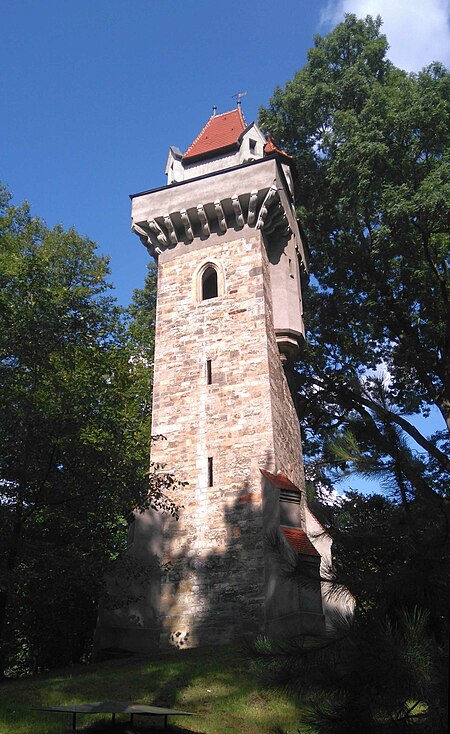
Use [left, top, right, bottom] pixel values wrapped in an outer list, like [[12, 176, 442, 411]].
[[147, 227, 307, 648], [150, 231, 274, 646], [262, 240, 305, 490]]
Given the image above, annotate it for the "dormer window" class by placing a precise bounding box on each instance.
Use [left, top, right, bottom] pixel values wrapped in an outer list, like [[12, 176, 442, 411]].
[[239, 130, 264, 164], [201, 266, 218, 300]]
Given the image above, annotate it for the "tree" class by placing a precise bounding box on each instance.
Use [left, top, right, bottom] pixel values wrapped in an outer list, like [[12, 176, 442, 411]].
[[0, 185, 174, 675], [259, 14, 449, 492], [255, 14, 449, 732], [254, 488, 448, 732], [259, 10, 449, 576]]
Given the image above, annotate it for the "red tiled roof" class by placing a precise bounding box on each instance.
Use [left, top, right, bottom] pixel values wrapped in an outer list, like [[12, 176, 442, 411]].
[[263, 134, 292, 160], [183, 107, 247, 161], [260, 469, 301, 494], [281, 526, 320, 557]]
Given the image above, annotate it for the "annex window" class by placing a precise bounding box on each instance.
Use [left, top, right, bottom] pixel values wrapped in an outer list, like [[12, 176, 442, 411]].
[[202, 266, 218, 300], [279, 489, 301, 528], [206, 359, 212, 385], [249, 138, 257, 155]]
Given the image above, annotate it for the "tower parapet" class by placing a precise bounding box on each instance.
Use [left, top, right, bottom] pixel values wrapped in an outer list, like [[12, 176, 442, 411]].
[[133, 111, 307, 362]]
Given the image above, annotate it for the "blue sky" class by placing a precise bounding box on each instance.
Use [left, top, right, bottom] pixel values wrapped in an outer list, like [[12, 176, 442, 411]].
[[2, 1, 448, 495], [1, 0, 323, 305], [2, 0, 449, 307]]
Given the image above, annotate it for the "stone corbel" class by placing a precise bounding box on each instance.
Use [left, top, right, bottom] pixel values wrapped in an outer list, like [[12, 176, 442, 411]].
[[214, 200, 227, 232], [231, 195, 244, 227], [256, 185, 277, 230], [148, 218, 168, 247], [197, 204, 210, 237], [263, 202, 282, 234], [264, 204, 287, 235], [247, 190, 258, 226], [131, 222, 151, 246], [163, 214, 178, 245], [180, 209, 194, 241]]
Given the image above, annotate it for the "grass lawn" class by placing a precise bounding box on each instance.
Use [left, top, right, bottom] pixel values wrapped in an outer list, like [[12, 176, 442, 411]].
[[0, 644, 312, 734]]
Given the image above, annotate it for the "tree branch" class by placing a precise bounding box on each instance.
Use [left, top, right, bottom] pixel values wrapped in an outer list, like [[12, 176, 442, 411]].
[[352, 390, 450, 474]]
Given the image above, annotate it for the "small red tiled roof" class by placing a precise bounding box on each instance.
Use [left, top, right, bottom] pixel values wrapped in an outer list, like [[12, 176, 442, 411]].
[[260, 469, 301, 494], [281, 526, 321, 557], [183, 107, 247, 161], [263, 134, 293, 160]]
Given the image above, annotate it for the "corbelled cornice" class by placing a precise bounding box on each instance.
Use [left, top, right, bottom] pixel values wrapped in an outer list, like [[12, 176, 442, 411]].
[[131, 157, 308, 272]]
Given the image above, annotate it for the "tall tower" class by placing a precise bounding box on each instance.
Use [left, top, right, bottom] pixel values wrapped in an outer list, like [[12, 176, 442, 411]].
[[98, 108, 325, 654]]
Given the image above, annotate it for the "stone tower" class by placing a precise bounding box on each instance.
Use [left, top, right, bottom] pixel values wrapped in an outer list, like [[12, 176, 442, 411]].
[[97, 107, 326, 654]]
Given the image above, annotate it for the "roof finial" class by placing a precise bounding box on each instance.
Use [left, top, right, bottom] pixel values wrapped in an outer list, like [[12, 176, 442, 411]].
[[232, 91, 247, 107], [212, 105, 217, 116]]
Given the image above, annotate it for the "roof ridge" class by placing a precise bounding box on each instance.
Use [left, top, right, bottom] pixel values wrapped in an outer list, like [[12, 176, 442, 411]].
[[183, 107, 247, 161], [213, 107, 241, 119], [183, 115, 215, 159], [236, 104, 247, 128]]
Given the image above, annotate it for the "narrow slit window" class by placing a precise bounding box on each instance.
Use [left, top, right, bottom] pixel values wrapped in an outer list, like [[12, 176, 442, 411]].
[[202, 267, 218, 300], [208, 457, 214, 487], [206, 359, 212, 385]]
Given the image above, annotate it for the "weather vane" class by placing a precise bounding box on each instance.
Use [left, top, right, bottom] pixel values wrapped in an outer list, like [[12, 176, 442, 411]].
[[232, 91, 247, 106]]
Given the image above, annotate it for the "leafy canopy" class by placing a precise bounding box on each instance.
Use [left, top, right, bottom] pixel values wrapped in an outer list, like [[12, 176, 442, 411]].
[[259, 14, 450, 502], [257, 15, 449, 733], [0, 184, 177, 675]]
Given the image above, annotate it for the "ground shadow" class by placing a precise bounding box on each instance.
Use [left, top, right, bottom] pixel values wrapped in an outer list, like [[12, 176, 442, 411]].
[[83, 721, 207, 734]]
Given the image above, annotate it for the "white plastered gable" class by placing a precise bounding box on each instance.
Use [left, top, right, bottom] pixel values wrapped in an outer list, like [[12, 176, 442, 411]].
[[238, 123, 266, 164], [165, 146, 184, 185]]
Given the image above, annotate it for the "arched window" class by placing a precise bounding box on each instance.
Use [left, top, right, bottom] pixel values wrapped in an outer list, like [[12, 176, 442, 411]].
[[194, 260, 224, 303], [201, 266, 218, 300]]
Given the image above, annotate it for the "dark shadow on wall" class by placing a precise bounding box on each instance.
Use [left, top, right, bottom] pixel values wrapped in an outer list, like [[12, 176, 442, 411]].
[[95, 454, 325, 658], [159, 477, 267, 649]]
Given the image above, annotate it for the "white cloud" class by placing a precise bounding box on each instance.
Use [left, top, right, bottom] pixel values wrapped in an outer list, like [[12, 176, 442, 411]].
[[321, 0, 450, 71]]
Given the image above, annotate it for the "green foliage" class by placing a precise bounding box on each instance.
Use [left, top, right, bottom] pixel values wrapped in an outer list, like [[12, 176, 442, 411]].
[[259, 14, 450, 500], [264, 489, 448, 730], [252, 606, 443, 733], [0, 185, 177, 676], [258, 15, 450, 733]]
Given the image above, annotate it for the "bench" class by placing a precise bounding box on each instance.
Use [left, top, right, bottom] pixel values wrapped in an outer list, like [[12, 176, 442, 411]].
[[34, 700, 194, 730]]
